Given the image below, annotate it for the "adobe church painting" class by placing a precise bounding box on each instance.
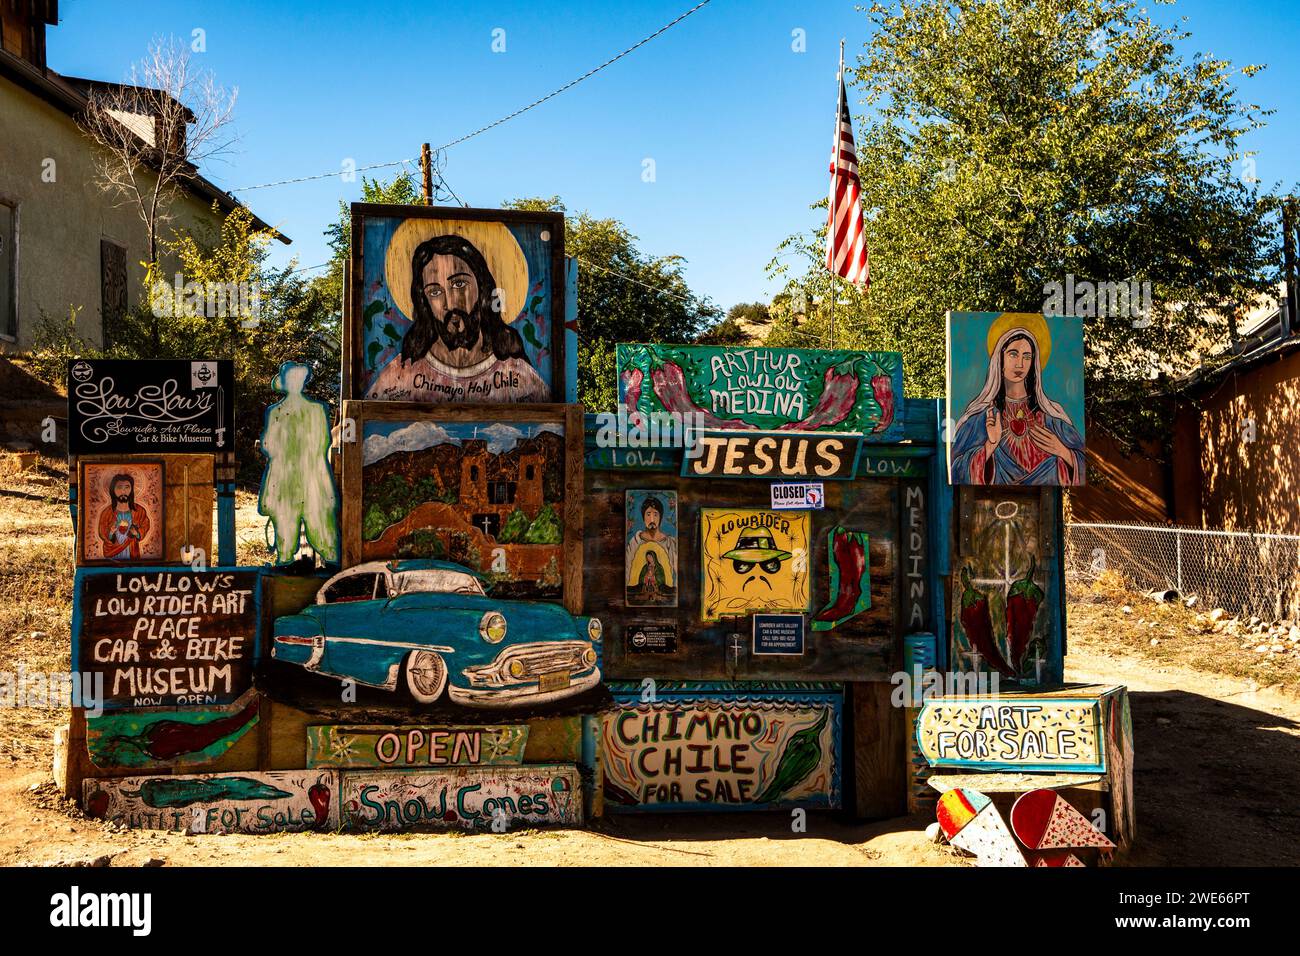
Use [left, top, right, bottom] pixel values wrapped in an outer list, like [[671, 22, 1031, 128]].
[[347, 205, 565, 403], [946, 312, 1086, 487], [360, 417, 567, 598]]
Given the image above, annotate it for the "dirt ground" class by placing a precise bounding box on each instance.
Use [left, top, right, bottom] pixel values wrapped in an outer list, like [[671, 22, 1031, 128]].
[[2, 455, 1299, 866]]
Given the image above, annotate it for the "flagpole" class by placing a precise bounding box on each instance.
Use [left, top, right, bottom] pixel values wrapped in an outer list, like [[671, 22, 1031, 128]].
[[830, 38, 844, 349]]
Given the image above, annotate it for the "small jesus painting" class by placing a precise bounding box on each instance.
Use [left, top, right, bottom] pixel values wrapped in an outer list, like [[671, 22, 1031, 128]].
[[79, 461, 165, 563], [947, 312, 1086, 487]]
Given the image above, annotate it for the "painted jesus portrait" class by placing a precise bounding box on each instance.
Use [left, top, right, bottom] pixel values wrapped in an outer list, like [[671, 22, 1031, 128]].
[[365, 233, 547, 403]]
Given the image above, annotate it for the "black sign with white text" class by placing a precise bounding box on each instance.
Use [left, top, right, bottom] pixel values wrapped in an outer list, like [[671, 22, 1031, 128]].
[[67, 359, 234, 455]]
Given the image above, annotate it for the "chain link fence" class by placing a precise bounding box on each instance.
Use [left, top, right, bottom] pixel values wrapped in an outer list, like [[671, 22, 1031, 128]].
[[1065, 522, 1300, 622]]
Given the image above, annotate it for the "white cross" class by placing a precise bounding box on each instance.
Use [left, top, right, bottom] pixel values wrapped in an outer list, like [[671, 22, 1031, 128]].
[[477, 515, 494, 535]]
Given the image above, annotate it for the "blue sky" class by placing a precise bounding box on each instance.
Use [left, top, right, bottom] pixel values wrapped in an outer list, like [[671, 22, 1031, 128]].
[[50, 0, 1300, 311]]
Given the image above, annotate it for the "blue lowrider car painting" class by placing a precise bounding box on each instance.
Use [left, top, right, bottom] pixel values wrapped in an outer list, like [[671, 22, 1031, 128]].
[[271, 560, 602, 707]]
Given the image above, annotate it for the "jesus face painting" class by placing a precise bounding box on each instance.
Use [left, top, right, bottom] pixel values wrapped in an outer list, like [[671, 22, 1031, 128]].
[[364, 228, 550, 404], [948, 313, 1086, 487]]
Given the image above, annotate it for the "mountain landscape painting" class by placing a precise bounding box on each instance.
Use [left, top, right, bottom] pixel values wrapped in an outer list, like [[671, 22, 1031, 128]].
[[361, 418, 567, 598]]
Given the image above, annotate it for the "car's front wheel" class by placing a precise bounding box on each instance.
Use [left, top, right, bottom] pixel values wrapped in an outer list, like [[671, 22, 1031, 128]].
[[403, 650, 448, 704]]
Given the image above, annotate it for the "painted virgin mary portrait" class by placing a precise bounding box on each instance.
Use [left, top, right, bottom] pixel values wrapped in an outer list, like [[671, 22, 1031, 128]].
[[949, 313, 1085, 486]]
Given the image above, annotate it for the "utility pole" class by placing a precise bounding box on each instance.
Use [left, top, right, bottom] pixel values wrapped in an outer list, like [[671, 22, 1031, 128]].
[[1283, 197, 1298, 339], [420, 142, 433, 204]]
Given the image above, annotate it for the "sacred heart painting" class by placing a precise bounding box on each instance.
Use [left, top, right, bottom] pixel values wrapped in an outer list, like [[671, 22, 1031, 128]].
[[946, 312, 1086, 486], [77, 460, 165, 564], [347, 205, 565, 404]]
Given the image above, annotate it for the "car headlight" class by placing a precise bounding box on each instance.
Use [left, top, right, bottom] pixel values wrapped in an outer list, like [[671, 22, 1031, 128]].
[[508, 658, 528, 679], [582, 647, 598, 668], [480, 611, 507, 644], [587, 617, 603, 643]]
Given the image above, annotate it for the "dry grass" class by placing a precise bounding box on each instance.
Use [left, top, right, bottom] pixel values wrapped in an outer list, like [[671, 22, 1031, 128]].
[[1068, 569, 1300, 694], [0, 456, 74, 765]]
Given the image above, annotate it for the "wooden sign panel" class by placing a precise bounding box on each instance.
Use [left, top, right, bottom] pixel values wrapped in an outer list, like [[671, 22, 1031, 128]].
[[83, 770, 337, 832], [345, 204, 566, 403], [601, 693, 841, 810], [617, 344, 903, 439], [338, 765, 582, 831], [306, 725, 528, 768], [73, 568, 259, 710], [682, 431, 860, 480], [341, 401, 583, 609], [587, 474, 897, 681], [76, 460, 166, 564], [67, 358, 233, 455], [951, 492, 1057, 683], [916, 696, 1104, 772]]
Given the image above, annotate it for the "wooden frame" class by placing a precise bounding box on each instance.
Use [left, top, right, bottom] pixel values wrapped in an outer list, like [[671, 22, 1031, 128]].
[[340, 401, 584, 612], [344, 203, 567, 404], [75, 458, 167, 566]]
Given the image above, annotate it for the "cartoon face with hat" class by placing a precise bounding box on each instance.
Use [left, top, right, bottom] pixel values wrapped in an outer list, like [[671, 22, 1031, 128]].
[[723, 529, 792, 588], [701, 509, 810, 622]]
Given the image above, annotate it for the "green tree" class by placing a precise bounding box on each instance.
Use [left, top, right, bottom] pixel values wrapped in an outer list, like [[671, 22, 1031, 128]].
[[31, 203, 338, 480], [696, 302, 769, 345], [315, 171, 425, 321], [505, 197, 721, 410], [770, 0, 1281, 449]]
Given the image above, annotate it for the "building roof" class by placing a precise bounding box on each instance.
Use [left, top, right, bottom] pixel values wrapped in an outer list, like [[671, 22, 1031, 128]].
[[0, 47, 289, 244]]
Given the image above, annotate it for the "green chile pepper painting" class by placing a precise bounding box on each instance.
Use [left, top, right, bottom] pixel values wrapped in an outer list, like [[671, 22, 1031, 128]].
[[83, 771, 337, 833]]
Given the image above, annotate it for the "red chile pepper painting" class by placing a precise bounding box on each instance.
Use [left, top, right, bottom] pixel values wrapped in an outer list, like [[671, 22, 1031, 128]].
[[958, 566, 1015, 677], [812, 526, 871, 631], [1006, 555, 1046, 671]]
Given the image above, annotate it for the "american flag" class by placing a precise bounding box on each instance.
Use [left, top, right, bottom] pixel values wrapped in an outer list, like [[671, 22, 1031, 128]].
[[826, 70, 870, 287]]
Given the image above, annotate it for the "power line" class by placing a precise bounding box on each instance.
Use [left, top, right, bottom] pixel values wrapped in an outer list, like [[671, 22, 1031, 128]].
[[577, 257, 696, 303], [432, 0, 713, 153], [231, 0, 713, 193]]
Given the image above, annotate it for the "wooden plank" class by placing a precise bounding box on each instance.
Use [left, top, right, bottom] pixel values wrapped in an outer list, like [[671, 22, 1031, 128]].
[[338, 402, 584, 603], [927, 771, 1106, 793], [588, 474, 897, 681], [601, 691, 841, 811], [916, 695, 1105, 772], [851, 681, 906, 819], [337, 764, 582, 831], [305, 724, 529, 768], [83, 771, 337, 832]]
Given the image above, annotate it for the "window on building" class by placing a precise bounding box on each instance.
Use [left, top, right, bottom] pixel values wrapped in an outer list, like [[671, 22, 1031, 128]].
[[100, 239, 127, 343], [525, 465, 535, 481], [0, 201, 15, 341], [470, 465, 479, 482], [488, 481, 516, 504]]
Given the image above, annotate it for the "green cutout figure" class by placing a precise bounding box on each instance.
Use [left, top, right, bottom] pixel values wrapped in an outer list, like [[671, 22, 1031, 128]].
[[258, 361, 339, 564]]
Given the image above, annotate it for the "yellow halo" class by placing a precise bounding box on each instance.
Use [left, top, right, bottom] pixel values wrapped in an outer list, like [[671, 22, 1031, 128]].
[[384, 218, 529, 326], [986, 312, 1052, 368]]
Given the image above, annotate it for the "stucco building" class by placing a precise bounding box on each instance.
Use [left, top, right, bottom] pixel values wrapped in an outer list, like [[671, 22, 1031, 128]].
[[0, 1, 284, 353]]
